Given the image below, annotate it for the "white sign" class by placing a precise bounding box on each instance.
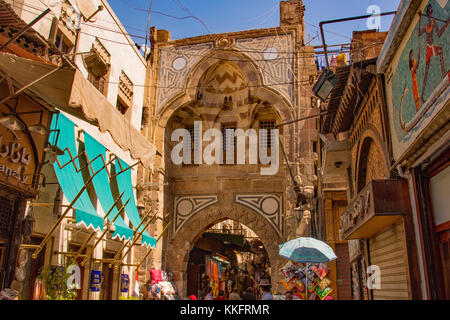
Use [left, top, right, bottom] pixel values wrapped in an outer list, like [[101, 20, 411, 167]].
[[367, 5, 381, 30]]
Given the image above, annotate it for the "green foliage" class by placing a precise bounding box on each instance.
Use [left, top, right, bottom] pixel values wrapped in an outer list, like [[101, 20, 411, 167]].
[[37, 262, 78, 300]]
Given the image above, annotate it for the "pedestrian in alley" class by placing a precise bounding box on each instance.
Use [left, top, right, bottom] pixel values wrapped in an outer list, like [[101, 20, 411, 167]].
[[260, 286, 273, 300], [203, 287, 214, 300], [0, 289, 18, 300], [242, 287, 257, 300], [285, 291, 293, 300], [214, 290, 226, 300], [228, 287, 242, 300]]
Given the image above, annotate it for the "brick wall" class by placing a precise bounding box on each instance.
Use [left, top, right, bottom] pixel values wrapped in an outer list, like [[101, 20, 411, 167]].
[[335, 243, 352, 300]]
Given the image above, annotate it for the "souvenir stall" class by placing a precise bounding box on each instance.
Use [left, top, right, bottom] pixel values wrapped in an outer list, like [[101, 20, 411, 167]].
[[277, 237, 337, 300], [205, 255, 230, 298], [276, 261, 334, 300], [147, 269, 179, 300]]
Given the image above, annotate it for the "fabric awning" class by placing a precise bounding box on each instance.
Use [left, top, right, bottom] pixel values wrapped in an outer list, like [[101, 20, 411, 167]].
[[203, 232, 245, 247], [115, 159, 157, 248], [50, 114, 157, 246], [84, 133, 134, 241], [0, 52, 157, 169], [49, 113, 103, 231]]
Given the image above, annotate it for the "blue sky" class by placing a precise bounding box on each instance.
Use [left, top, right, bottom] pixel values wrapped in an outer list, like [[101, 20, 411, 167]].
[[108, 0, 401, 49]]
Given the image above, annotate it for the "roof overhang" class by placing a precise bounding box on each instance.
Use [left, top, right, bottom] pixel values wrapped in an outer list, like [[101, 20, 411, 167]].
[[0, 52, 157, 169]]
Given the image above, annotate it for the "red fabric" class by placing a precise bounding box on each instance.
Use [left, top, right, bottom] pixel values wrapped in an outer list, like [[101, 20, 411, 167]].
[[149, 269, 163, 284], [214, 296, 226, 300], [189, 295, 198, 300]]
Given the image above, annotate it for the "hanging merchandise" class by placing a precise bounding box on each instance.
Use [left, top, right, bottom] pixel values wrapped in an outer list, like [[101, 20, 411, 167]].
[[277, 261, 334, 300]]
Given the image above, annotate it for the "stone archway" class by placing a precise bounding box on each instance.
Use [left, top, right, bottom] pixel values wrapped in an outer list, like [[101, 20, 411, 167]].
[[166, 192, 285, 297], [153, 49, 297, 154]]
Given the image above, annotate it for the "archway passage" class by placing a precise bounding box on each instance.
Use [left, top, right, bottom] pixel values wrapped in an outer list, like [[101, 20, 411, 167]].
[[161, 49, 293, 298], [186, 219, 271, 300], [165, 195, 285, 298]]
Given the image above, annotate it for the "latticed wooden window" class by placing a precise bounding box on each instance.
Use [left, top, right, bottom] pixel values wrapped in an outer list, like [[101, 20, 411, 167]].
[[185, 126, 200, 165], [259, 120, 275, 149], [85, 38, 111, 96], [118, 71, 134, 108], [222, 123, 236, 164], [0, 197, 14, 238]]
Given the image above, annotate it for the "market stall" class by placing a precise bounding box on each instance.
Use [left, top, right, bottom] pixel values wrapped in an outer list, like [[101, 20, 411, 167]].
[[276, 261, 334, 300]]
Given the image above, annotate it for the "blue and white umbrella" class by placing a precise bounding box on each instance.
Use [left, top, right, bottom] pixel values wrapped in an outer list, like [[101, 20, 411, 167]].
[[279, 237, 337, 300], [279, 237, 337, 264]]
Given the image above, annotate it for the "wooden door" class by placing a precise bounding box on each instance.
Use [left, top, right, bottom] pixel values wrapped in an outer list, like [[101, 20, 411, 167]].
[[186, 262, 199, 297], [101, 252, 115, 300]]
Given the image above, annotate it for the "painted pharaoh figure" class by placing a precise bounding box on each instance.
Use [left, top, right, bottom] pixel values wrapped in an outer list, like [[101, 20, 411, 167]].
[[393, 0, 449, 137], [418, 3, 449, 103]]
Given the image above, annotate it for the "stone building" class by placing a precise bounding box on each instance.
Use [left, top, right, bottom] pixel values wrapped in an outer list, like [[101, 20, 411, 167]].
[[139, 0, 319, 295], [377, 0, 449, 299], [320, 27, 422, 300], [0, 0, 158, 300]]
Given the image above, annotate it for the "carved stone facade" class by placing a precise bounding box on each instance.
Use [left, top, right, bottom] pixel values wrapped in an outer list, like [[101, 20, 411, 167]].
[[140, 0, 318, 296]]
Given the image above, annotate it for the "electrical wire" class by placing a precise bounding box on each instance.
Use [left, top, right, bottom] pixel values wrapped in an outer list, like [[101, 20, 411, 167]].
[[170, 0, 210, 33], [15, 4, 376, 61], [14, 3, 388, 94], [16, 1, 380, 55], [120, 0, 210, 33]]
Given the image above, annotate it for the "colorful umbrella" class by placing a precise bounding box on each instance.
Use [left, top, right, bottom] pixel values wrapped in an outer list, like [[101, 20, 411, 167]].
[[279, 237, 337, 300], [279, 237, 337, 263]]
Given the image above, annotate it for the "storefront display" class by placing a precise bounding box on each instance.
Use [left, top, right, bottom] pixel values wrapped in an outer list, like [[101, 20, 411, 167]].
[[279, 261, 334, 300]]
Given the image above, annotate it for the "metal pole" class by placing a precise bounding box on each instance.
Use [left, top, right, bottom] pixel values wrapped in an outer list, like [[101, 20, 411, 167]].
[[80, 198, 131, 266], [113, 212, 159, 269], [275, 111, 334, 128], [72, 192, 125, 260], [0, 8, 51, 52], [0, 65, 63, 105], [32, 165, 107, 259], [110, 210, 157, 267], [135, 221, 172, 270], [319, 11, 396, 68]]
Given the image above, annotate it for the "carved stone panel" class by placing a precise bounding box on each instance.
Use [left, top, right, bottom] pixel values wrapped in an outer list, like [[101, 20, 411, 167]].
[[173, 195, 218, 235], [235, 194, 283, 237]]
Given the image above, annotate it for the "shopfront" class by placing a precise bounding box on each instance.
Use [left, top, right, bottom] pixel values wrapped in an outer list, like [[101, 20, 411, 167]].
[[340, 180, 414, 299], [377, 0, 449, 299], [0, 81, 51, 293]]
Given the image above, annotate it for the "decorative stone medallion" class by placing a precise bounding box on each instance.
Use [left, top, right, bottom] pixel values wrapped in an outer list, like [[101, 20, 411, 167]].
[[173, 195, 219, 235], [235, 194, 283, 237], [172, 56, 187, 71]]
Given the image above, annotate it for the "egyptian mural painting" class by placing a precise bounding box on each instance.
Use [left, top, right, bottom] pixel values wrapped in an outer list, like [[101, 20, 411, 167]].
[[389, 0, 449, 157]]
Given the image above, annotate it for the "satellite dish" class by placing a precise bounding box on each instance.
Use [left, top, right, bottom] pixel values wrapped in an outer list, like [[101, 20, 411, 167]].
[[75, 0, 101, 22]]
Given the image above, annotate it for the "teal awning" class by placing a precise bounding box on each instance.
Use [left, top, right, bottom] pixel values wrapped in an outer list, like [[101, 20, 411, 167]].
[[84, 133, 134, 241], [49, 113, 103, 231], [115, 159, 157, 248]]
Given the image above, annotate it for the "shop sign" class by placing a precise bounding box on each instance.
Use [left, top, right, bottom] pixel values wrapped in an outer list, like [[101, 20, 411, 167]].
[[340, 180, 407, 239], [89, 270, 101, 292], [120, 274, 130, 293], [0, 135, 33, 184]]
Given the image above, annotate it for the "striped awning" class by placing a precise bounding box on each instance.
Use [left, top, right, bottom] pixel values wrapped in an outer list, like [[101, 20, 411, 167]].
[[49, 113, 103, 231]]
